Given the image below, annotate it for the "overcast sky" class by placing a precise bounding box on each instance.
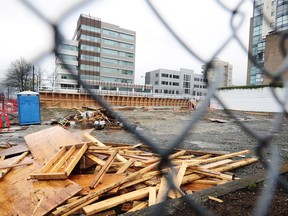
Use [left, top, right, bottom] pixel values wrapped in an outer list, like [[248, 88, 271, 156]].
[[0, 0, 253, 85]]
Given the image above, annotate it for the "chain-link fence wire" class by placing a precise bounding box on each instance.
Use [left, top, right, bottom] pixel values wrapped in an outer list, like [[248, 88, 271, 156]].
[[19, 0, 288, 215]]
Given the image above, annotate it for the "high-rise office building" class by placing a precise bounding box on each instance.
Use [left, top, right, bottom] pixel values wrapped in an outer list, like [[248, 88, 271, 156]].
[[56, 14, 136, 92], [247, 0, 288, 85], [201, 58, 233, 88]]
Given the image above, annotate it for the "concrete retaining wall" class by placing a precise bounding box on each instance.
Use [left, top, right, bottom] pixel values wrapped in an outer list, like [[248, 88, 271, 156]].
[[210, 87, 288, 112]]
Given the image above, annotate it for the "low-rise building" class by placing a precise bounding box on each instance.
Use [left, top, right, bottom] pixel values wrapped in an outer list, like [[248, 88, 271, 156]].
[[145, 68, 207, 100]]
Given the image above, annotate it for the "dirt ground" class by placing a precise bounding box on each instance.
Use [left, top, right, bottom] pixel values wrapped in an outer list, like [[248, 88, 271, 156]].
[[3, 106, 288, 215]]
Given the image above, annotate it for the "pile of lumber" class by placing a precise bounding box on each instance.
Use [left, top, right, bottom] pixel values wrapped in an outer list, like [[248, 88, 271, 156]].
[[0, 126, 258, 215]]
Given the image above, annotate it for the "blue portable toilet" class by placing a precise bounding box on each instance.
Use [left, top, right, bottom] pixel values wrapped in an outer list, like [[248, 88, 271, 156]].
[[17, 91, 41, 125]]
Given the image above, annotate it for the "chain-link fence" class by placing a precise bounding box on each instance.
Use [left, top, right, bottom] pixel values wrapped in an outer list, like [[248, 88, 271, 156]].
[[14, 0, 288, 215]]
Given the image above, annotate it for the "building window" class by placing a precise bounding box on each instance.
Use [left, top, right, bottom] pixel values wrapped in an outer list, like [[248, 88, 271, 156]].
[[155, 73, 159, 77], [183, 82, 190, 88], [121, 70, 133, 75], [119, 42, 134, 49], [173, 75, 179, 79], [59, 44, 78, 51], [161, 73, 169, 78], [80, 44, 100, 52], [80, 24, 100, 33], [80, 65, 99, 71], [102, 58, 118, 65], [184, 74, 191, 81], [119, 33, 135, 41], [80, 54, 99, 62], [103, 29, 118, 37], [80, 34, 100, 43], [119, 51, 134, 58], [58, 54, 77, 61], [102, 48, 118, 56]]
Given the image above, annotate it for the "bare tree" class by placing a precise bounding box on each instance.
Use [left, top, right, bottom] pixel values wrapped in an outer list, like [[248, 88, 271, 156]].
[[4, 58, 33, 92]]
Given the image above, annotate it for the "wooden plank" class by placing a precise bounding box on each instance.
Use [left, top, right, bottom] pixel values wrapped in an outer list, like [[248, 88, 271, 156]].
[[53, 162, 159, 216], [109, 158, 135, 193], [65, 143, 88, 176], [0, 152, 29, 179], [0, 160, 82, 216], [90, 150, 118, 189], [169, 163, 187, 199], [50, 146, 75, 173], [39, 147, 66, 173], [85, 153, 106, 166], [0, 143, 30, 157], [116, 158, 135, 174], [69, 173, 125, 195], [208, 196, 224, 203], [0, 161, 33, 169], [119, 175, 153, 190], [149, 187, 157, 206], [24, 126, 83, 164], [189, 167, 234, 181], [30, 172, 68, 180], [181, 182, 215, 192], [128, 202, 148, 212], [83, 133, 128, 162], [83, 187, 154, 215], [156, 175, 168, 204], [200, 159, 233, 169], [182, 158, 258, 185], [185, 150, 251, 167]]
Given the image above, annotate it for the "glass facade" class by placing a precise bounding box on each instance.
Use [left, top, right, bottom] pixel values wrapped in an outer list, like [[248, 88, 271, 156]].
[[248, 0, 288, 85], [275, 0, 288, 31], [250, 1, 265, 85]]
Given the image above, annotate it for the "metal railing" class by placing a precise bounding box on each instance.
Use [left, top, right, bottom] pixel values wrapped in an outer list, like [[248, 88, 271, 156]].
[[15, 0, 288, 215]]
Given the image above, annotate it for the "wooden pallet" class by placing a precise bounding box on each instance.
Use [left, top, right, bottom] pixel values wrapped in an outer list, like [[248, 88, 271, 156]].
[[30, 143, 88, 180]]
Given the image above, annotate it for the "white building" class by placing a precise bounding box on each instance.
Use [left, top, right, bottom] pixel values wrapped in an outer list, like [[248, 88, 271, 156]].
[[55, 40, 79, 90], [145, 68, 207, 99]]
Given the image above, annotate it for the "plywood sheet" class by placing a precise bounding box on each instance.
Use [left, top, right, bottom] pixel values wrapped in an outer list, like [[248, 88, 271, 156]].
[[70, 128, 95, 141], [24, 126, 82, 164], [0, 158, 82, 216], [0, 143, 29, 157]]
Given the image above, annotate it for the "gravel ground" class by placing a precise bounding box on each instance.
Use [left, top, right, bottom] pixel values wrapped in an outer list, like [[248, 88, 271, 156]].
[[2, 107, 288, 215], [5, 107, 288, 178], [85, 107, 288, 178]]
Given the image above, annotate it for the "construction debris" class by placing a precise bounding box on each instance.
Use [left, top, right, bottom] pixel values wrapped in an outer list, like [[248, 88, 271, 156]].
[[0, 126, 258, 215], [51, 107, 123, 130]]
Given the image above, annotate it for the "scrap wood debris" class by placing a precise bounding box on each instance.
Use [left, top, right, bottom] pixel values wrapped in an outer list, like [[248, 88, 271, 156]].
[[52, 107, 123, 130], [0, 126, 259, 216]]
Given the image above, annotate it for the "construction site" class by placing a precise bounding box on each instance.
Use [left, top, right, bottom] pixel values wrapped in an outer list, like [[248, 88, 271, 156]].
[[0, 90, 287, 216]]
